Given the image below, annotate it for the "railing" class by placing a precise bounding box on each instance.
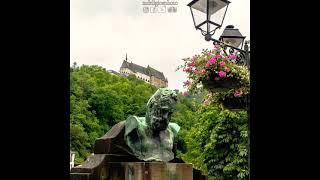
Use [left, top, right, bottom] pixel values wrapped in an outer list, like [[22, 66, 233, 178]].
[[210, 38, 250, 69]]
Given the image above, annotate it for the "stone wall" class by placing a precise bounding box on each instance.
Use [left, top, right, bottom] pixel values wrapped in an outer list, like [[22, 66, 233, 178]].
[[119, 69, 167, 88], [150, 76, 167, 88]]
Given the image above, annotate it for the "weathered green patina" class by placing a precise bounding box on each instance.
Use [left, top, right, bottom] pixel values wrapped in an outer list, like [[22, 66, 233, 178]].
[[124, 88, 180, 162]]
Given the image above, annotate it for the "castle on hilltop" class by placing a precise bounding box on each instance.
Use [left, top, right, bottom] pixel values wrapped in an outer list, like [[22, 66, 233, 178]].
[[119, 54, 168, 88]]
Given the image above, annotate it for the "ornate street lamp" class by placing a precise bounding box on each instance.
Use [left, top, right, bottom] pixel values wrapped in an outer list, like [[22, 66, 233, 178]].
[[219, 24, 249, 67], [187, 0, 231, 41], [187, 0, 249, 68], [219, 25, 246, 49], [187, 1, 251, 179]]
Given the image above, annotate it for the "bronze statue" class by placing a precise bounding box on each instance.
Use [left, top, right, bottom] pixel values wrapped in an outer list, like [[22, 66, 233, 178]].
[[125, 88, 180, 162], [93, 88, 181, 162]]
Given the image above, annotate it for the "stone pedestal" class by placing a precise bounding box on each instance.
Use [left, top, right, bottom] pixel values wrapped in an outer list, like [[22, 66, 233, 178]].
[[71, 161, 194, 180], [104, 162, 193, 180]]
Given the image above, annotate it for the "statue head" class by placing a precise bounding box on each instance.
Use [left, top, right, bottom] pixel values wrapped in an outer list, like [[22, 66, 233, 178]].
[[145, 88, 178, 131]]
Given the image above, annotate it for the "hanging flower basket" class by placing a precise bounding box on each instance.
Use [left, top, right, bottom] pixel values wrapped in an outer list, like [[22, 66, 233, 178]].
[[220, 93, 249, 110], [178, 46, 249, 94], [178, 44, 250, 110]]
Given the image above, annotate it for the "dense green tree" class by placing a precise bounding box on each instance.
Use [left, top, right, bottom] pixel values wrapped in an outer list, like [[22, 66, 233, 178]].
[[70, 95, 102, 163], [181, 105, 248, 179], [70, 64, 156, 163], [171, 91, 248, 179]]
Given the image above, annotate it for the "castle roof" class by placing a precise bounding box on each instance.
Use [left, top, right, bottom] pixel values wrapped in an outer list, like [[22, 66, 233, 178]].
[[107, 70, 121, 76], [147, 65, 167, 81], [120, 60, 167, 81]]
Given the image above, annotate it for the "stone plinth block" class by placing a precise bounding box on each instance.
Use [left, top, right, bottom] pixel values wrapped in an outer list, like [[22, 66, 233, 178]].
[[71, 162, 193, 180]]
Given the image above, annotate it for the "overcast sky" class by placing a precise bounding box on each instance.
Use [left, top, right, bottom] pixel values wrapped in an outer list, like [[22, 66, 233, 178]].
[[70, 0, 250, 92]]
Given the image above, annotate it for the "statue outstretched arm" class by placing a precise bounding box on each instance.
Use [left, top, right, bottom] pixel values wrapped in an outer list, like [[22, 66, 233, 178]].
[[124, 115, 140, 137]]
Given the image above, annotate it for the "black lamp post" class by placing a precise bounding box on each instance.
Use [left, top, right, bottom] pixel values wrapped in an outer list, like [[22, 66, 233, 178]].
[[187, 0, 231, 41], [187, 1, 251, 179]]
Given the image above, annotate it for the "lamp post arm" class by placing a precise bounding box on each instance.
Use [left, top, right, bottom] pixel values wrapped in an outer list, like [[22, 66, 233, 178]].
[[209, 37, 250, 69], [209, 37, 250, 53]]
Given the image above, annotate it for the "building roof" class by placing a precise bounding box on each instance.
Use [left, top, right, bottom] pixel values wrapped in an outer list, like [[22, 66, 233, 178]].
[[107, 70, 120, 75], [147, 65, 167, 81], [120, 60, 167, 81]]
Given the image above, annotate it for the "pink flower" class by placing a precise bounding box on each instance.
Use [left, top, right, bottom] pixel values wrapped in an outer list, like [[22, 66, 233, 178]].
[[229, 54, 237, 60], [208, 58, 217, 65], [205, 63, 210, 68], [185, 68, 192, 73], [183, 81, 190, 87], [194, 70, 199, 74], [220, 61, 226, 66], [218, 71, 226, 78], [234, 91, 243, 97], [215, 55, 222, 59], [201, 69, 206, 75], [225, 67, 230, 72], [188, 61, 196, 67], [182, 91, 189, 96]]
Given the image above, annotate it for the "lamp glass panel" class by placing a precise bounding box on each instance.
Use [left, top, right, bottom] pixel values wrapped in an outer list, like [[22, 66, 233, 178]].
[[190, 0, 207, 29], [208, 21, 219, 33], [208, 0, 228, 27], [221, 37, 244, 48]]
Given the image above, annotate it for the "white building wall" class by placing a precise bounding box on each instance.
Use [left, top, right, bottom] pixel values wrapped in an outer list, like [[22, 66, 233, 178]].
[[120, 67, 168, 86], [120, 68, 134, 75], [136, 72, 151, 83]]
